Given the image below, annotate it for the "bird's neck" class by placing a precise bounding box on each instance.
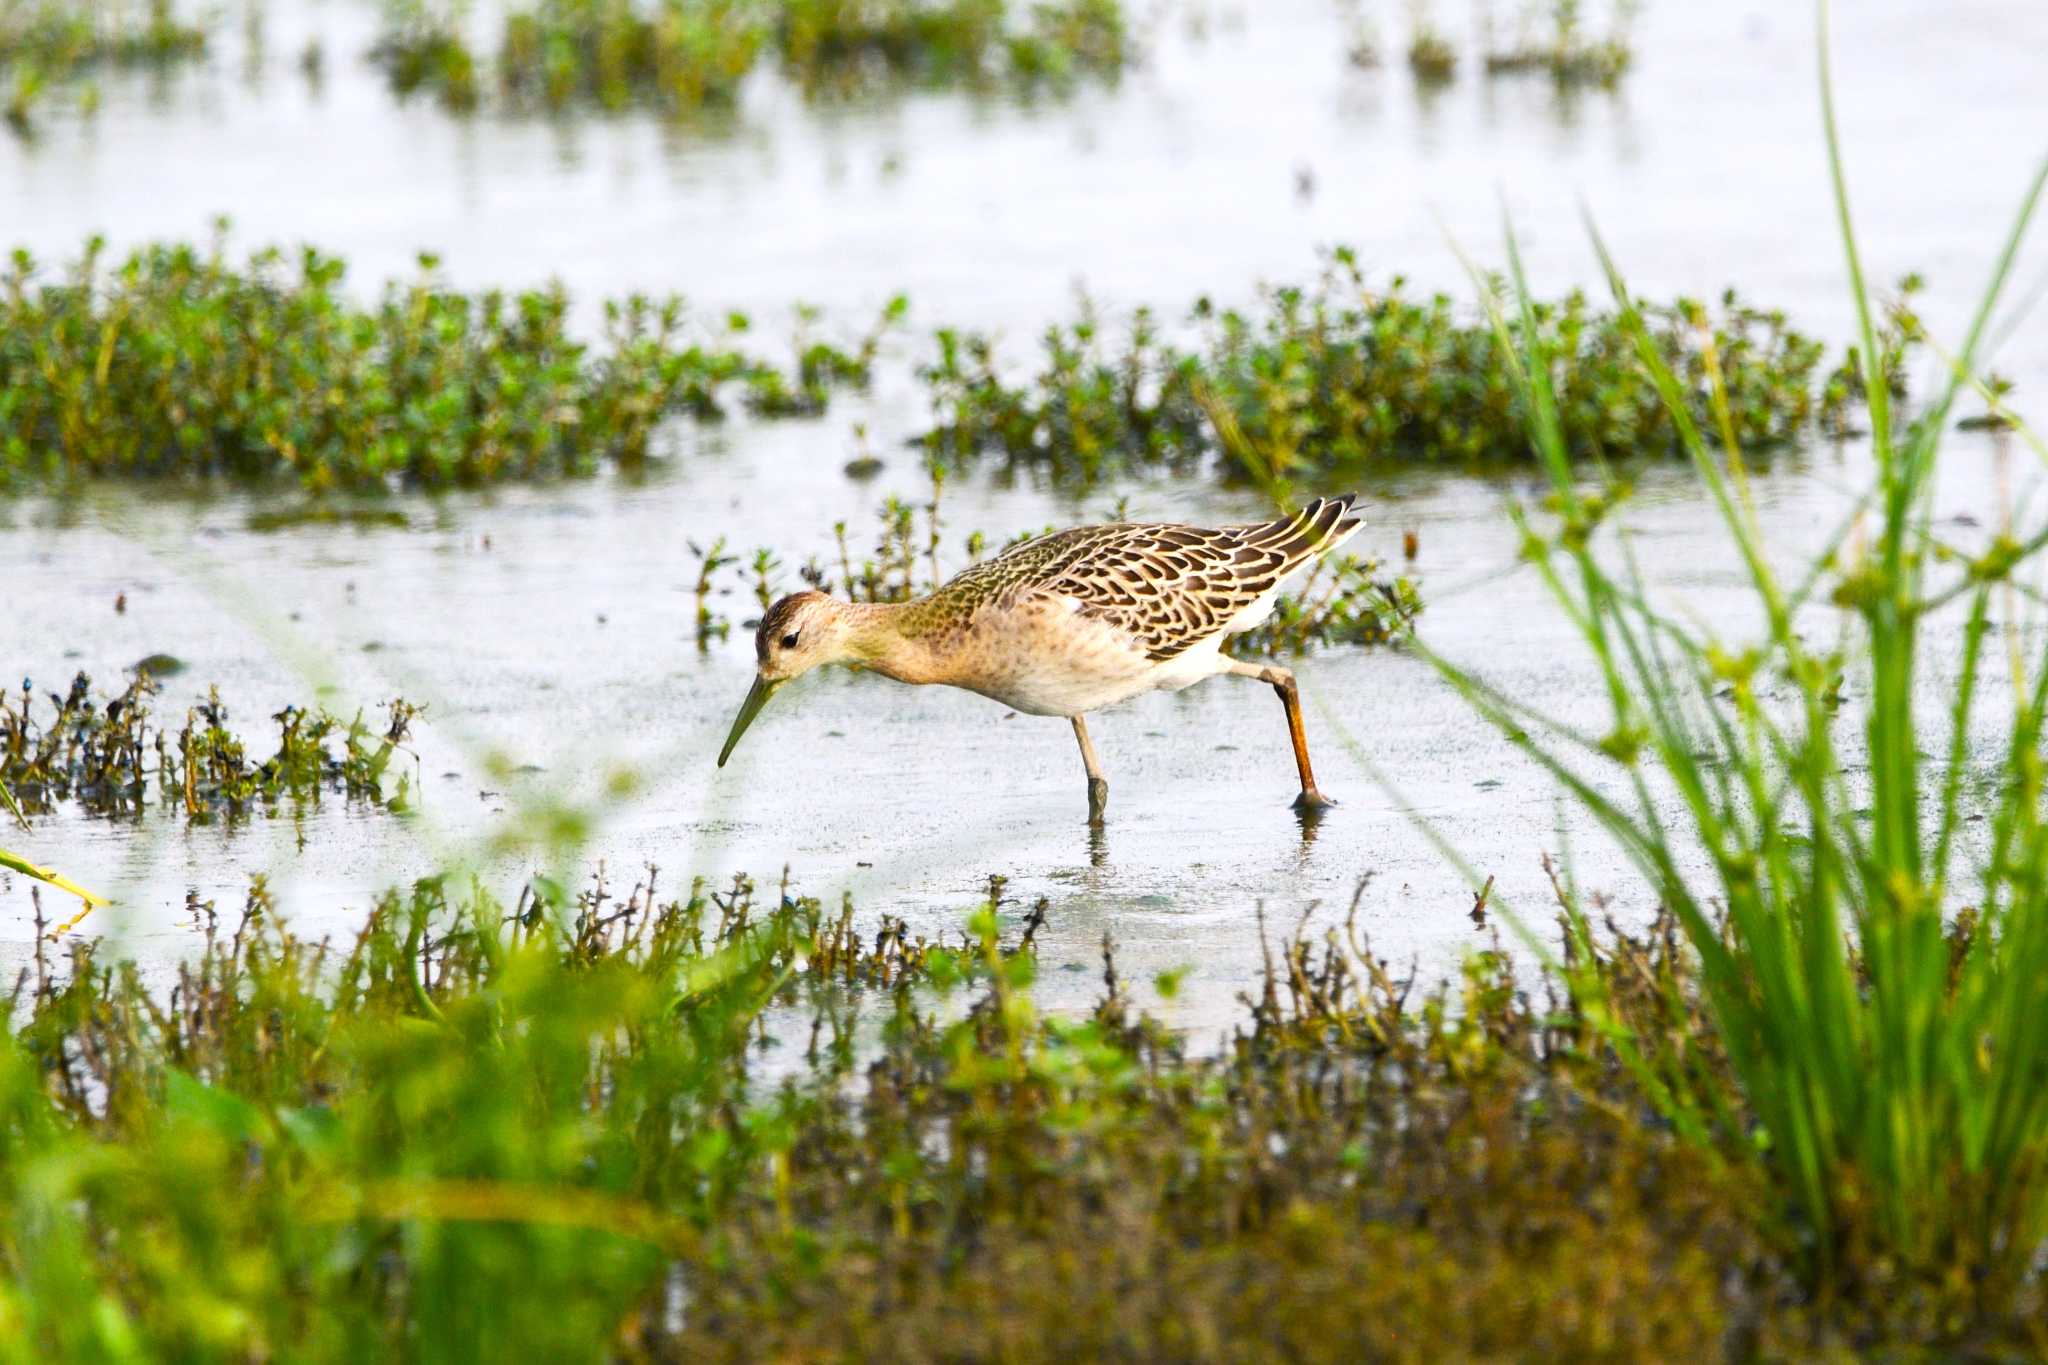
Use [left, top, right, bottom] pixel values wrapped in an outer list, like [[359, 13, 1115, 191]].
[[841, 600, 951, 686]]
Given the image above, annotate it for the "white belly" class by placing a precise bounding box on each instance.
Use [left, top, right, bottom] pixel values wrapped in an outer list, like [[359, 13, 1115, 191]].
[[968, 631, 1234, 717], [937, 580, 1284, 719]]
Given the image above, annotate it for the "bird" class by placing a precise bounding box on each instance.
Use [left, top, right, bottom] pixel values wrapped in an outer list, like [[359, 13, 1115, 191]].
[[716, 494, 1363, 823]]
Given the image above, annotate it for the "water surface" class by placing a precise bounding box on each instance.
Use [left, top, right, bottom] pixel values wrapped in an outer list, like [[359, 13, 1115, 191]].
[[2, 0, 2044, 1030]]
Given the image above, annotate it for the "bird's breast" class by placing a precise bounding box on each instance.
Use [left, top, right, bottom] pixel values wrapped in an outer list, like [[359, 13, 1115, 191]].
[[929, 597, 1161, 717]]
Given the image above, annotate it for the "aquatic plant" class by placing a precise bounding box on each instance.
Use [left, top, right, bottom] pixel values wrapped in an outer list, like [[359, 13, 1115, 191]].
[[1481, 0, 1637, 86], [1410, 24, 2048, 1296], [0, 232, 899, 492], [1390, 0, 1637, 89], [0, 671, 417, 821], [371, 0, 481, 110], [383, 0, 1129, 114], [916, 251, 1908, 487], [1404, 1, 1455, 82], [775, 0, 1127, 96], [0, 0, 208, 133], [498, 0, 766, 112], [1230, 551, 1423, 654]]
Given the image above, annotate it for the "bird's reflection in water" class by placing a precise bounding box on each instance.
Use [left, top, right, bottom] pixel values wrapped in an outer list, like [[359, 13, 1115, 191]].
[[1293, 800, 1329, 856], [1087, 820, 1110, 870]]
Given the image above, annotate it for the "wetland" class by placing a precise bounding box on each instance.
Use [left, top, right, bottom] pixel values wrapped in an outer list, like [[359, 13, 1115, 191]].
[[3, 0, 2048, 1356]]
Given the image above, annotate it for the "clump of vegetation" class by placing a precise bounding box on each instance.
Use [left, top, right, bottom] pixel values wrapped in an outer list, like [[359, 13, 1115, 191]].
[[1412, 56, 2048, 1305], [3, 861, 2042, 1356], [497, 0, 767, 112], [1404, 2, 1455, 83], [1393, 0, 1637, 89], [0, 671, 417, 821], [371, 0, 482, 110], [0, 232, 901, 492], [916, 248, 1916, 486], [0, 0, 208, 134], [776, 0, 1128, 96], [1480, 0, 1637, 86], [383, 0, 1129, 115], [1231, 551, 1423, 653]]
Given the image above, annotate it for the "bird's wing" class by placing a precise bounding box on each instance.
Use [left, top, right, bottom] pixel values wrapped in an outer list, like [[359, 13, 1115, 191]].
[[988, 495, 1361, 661]]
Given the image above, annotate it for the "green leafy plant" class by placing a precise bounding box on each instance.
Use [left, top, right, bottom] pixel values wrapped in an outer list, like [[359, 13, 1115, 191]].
[[0, 230, 898, 492], [915, 253, 1910, 488]]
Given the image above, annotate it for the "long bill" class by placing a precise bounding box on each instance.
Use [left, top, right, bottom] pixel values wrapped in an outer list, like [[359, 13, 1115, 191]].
[[717, 675, 783, 767]]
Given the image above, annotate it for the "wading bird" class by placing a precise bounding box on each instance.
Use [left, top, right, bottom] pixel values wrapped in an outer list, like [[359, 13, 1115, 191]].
[[717, 495, 1363, 822]]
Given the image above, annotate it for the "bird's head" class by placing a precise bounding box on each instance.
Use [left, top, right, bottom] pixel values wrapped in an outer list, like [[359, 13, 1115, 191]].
[[717, 591, 859, 766]]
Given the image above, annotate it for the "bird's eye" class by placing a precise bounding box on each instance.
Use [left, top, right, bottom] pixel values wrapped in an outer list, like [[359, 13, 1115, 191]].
[[780, 632, 800, 649]]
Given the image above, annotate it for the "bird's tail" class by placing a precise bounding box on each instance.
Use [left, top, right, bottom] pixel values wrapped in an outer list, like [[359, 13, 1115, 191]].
[[1241, 494, 1363, 566]]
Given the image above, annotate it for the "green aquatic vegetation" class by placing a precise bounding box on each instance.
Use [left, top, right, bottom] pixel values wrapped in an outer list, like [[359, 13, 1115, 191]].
[[0, 0, 208, 133], [498, 0, 766, 112], [371, 1, 482, 110], [776, 0, 1127, 95], [2, 867, 2034, 1355], [1482, 0, 1637, 86], [1395, 0, 1637, 89], [0, 671, 417, 821], [1410, 33, 2048, 1295], [915, 249, 1915, 486], [1229, 551, 1423, 654], [0, 233, 898, 492], [386, 0, 1128, 115], [1404, 8, 1455, 82]]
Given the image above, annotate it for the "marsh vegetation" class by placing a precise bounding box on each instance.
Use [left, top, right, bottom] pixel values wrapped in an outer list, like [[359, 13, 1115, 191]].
[[377, 0, 1132, 114], [916, 251, 1911, 485], [1, 672, 417, 821], [0, 0, 206, 131], [0, 232, 900, 491], [1, 233, 1892, 495]]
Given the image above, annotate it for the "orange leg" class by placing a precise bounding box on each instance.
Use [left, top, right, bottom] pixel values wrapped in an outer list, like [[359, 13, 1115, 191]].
[[1228, 660, 1335, 810]]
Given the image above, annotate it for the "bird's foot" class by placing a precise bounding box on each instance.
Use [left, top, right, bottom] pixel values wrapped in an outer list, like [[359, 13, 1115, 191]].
[[1086, 777, 1110, 825], [1292, 788, 1337, 813]]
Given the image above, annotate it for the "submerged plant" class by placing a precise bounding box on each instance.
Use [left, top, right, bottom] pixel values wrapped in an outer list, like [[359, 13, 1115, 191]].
[[1411, 17, 2048, 1297]]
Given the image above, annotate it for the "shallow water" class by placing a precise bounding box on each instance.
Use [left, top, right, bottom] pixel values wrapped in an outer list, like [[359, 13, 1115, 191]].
[[2, 0, 2045, 1030]]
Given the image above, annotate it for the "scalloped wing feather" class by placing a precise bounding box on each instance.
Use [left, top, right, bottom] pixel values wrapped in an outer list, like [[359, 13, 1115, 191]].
[[951, 495, 1362, 662]]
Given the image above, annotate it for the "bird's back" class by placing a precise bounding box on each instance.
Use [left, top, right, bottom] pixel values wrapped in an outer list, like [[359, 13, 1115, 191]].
[[920, 495, 1360, 652], [889, 496, 1361, 719]]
